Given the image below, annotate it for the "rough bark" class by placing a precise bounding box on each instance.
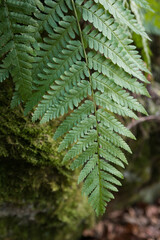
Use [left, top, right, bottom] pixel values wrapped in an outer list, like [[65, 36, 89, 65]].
[[0, 80, 94, 240]]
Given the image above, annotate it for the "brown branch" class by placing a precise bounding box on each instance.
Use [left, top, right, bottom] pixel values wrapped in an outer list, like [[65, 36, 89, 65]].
[[127, 115, 160, 130]]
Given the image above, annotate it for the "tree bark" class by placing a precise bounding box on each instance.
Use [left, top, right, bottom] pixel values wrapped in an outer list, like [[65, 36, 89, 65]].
[[0, 80, 94, 240]]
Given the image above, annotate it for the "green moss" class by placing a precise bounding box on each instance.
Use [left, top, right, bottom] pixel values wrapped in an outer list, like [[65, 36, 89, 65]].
[[0, 81, 94, 240]]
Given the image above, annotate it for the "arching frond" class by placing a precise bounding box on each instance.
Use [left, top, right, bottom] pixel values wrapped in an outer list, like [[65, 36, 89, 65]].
[[0, 0, 150, 215]]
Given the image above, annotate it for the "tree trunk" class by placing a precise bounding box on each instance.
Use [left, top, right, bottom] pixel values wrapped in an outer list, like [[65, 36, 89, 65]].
[[0, 80, 94, 240]]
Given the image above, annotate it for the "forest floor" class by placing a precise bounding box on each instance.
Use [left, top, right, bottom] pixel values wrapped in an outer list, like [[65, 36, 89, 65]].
[[81, 199, 160, 240]]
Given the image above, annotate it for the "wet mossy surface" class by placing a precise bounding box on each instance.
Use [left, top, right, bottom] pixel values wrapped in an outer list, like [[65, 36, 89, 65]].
[[0, 81, 94, 240]]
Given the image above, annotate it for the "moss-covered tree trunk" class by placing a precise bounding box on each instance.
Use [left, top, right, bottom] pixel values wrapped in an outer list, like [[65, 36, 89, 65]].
[[0, 81, 94, 240]]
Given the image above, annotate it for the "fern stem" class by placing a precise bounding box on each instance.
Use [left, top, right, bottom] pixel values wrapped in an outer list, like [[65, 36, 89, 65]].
[[71, 0, 102, 202]]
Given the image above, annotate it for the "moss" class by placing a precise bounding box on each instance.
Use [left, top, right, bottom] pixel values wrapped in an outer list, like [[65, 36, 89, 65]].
[[0, 81, 94, 240]]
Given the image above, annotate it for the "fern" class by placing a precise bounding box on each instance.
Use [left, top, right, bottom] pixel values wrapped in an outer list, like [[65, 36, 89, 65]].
[[0, 0, 37, 101], [87, 52, 150, 96], [77, 0, 149, 73], [25, 15, 80, 114], [132, 0, 153, 11], [0, 67, 9, 82], [94, 0, 149, 39], [0, 0, 151, 215], [130, 0, 151, 66]]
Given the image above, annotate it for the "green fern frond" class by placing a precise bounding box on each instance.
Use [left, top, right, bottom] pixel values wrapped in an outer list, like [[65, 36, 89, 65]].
[[25, 38, 83, 114], [40, 80, 91, 123], [132, 0, 153, 11], [0, 67, 9, 82], [78, 156, 97, 183], [32, 61, 88, 121], [59, 115, 96, 151], [35, 0, 72, 32], [71, 144, 98, 170], [10, 91, 21, 108], [33, 15, 78, 77], [83, 26, 149, 83], [0, 0, 37, 100], [63, 129, 98, 163], [0, 0, 151, 215], [95, 92, 138, 119], [130, 0, 151, 66], [92, 72, 148, 114], [94, 0, 149, 39], [33, 1, 149, 214], [99, 136, 127, 163], [88, 52, 150, 97], [98, 124, 131, 153], [99, 149, 125, 168], [96, 109, 135, 139], [34, 0, 44, 11], [77, 0, 149, 73], [54, 100, 95, 139]]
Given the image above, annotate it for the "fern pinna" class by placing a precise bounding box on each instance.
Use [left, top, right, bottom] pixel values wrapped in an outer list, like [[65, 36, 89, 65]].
[[0, 0, 151, 215]]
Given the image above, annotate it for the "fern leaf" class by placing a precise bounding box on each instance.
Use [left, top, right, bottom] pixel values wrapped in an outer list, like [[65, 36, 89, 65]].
[[100, 160, 123, 178], [99, 136, 127, 163], [88, 51, 150, 97], [32, 61, 88, 121], [59, 115, 96, 151], [94, 0, 149, 39], [82, 164, 120, 215], [0, 0, 37, 100], [92, 72, 148, 114], [77, 0, 149, 73], [99, 149, 125, 168], [24, 15, 79, 114], [132, 0, 153, 11], [100, 171, 122, 186], [98, 124, 131, 153], [0, 67, 9, 82], [54, 100, 95, 140], [97, 109, 135, 139], [10, 91, 21, 108], [63, 130, 97, 163], [83, 26, 148, 83], [35, 0, 72, 32], [0, 0, 150, 215], [40, 81, 91, 123], [25, 39, 83, 114], [131, 0, 151, 66], [95, 92, 138, 119], [33, 15, 78, 78], [78, 156, 97, 183], [71, 144, 98, 170]]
